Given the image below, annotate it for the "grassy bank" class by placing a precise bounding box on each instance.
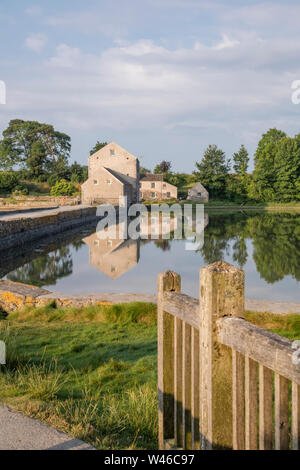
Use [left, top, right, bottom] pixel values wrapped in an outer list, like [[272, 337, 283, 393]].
[[0, 302, 299, 450]]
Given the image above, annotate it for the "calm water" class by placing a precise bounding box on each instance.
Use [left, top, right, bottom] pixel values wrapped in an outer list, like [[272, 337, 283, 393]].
[[3, 210, 300, 302]]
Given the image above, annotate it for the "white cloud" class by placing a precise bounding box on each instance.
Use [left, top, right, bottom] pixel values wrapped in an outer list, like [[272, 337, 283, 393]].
[[213, 34, 240, 50], [10, 33, 298, 131], [25, 33, 47, 53], [3, 26, 300, 170]]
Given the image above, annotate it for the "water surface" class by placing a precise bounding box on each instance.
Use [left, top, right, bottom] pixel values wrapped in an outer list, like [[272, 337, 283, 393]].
[[3, 210, 300, 302]]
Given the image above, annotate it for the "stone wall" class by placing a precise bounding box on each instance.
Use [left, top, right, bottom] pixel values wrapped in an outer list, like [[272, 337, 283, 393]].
[[0, 206, 98, 251], [0, 195, 80, 210]]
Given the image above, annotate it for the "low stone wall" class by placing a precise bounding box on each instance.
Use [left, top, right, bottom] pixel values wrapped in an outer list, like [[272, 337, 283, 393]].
[[0, 206, 98, 251], [0, 196, 80, 210], [0, 280, 156, 313]]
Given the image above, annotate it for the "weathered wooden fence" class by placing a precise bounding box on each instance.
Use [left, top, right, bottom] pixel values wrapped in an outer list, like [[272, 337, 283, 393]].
[[158, 261, 300, 450]]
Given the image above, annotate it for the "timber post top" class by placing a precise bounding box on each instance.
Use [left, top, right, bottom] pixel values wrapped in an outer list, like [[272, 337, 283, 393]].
[[201, 261, 244, 274]]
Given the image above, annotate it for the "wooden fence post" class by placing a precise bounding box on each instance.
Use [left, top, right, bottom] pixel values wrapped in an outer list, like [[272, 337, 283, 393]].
[[158, 271, 181, 449], [199, 261, 245, 450]]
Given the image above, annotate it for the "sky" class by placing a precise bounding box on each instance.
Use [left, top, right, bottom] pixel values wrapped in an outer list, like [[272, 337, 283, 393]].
[[1, 0, 300, 172]]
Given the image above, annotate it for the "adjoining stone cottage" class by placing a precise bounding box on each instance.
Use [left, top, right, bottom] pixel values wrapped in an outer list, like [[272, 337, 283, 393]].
[[140, 174, 178, 201], [187, 182, 209, 203], [81, 142, 140, 205]]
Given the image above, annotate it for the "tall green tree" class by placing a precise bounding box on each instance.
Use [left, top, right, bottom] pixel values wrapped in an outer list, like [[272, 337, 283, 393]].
[[194, 144, 230, 198], [26, 141, 47, 180], [253, 128, 286, 201], [273, 136, 300, 202], [0, 119, 71, 177], [90, 141, 107, 155], [233, 145, 249, 175], [70, 161, 88, 183]]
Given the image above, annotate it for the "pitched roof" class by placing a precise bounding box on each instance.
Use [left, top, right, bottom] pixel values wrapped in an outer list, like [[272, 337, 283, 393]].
[[89, 141, 138, 161], [104, 168, 130, 186], [189, 183, 209, 193], [140, 174, 163, 182]]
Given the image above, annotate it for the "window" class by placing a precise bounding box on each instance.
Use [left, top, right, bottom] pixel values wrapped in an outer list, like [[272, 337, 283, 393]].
[[151, 183, 155, 189], [197, 192, 202, 196], [163, 184, 166, 189], [110, 149, 115, 156], [167, 192, 171, 198], [107, 180, 111, 185], [151, 192, 155, 198], [94, 180, 98, 185], [94, 240, 99, 246]]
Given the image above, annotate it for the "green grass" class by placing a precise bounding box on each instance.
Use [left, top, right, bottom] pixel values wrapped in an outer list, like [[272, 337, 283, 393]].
[[0, 303, 299, 450], [0, 302, 158, 450]]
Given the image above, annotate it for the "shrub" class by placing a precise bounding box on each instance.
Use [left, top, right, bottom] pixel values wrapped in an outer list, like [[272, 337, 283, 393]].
[[14, 185, 29, 196], [0, 172, 19, 193], [50, 179, 76, 196]]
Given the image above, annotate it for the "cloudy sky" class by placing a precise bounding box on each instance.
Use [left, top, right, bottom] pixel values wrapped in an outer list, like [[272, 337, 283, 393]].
[[1, 0, 300, 172]]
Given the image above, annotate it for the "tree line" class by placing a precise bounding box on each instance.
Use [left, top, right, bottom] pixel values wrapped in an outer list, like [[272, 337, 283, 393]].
[[1, 119, 300, 203], [152, 128, 300, 203]]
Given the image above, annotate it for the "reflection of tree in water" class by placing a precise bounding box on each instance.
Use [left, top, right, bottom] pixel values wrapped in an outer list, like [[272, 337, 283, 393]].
[[249, 212, 300, 283], [72, 240, 85, 252], [199, 212, 244, 264], [232, 236, 248, 268], [154, 240, 171, 251], [201, 211, 300, 284], [7, 247, 73, 288]]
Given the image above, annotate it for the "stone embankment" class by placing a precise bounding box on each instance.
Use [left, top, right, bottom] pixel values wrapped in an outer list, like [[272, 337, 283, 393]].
[[0, 206, 99, 251], [0, 279, 299, 315], [0, 280, 157, 312]]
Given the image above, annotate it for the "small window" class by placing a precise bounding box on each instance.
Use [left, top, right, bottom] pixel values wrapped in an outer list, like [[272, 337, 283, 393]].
[[107, 180, 111, 185], [110, 149, 115, 156], [167, 192, 171, 198], [111, 266, 116, 273], [107, 240, 112, 247], [151, 183, 155, 189], [94, 240, 99, 246], [94, 180, 98, 185], [163, 184, 166, 189], [197, 192, 202, 196], [151, 192, 155, 198]]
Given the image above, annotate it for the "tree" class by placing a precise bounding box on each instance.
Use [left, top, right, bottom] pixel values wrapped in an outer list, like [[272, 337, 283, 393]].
[[70, 162, 88, 183], [194, 145, 230, 198], [253, 128, 286, 201], [0, 120, 71, 178], [47, 154, 71, 185], [26, 141, 47, 180], [164, 172, 187, 188], [154, 161, 172, 174], [90, 141, 107, 156], [233, 145, 249, 175], [140, 166, 151, 175], [273, 136, 300, 202], [0, 138, 21, 170]]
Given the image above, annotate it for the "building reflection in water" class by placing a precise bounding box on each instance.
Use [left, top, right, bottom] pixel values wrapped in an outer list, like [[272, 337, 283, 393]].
[[83, 214, 180, 279], [83, 221, 140, 280]]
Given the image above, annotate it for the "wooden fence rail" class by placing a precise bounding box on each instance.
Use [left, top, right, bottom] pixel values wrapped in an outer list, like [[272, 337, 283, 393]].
[[158, 261, 300, 450]]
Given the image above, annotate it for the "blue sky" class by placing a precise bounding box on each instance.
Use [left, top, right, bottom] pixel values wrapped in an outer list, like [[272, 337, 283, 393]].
[[1, 0, 300, 172]]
